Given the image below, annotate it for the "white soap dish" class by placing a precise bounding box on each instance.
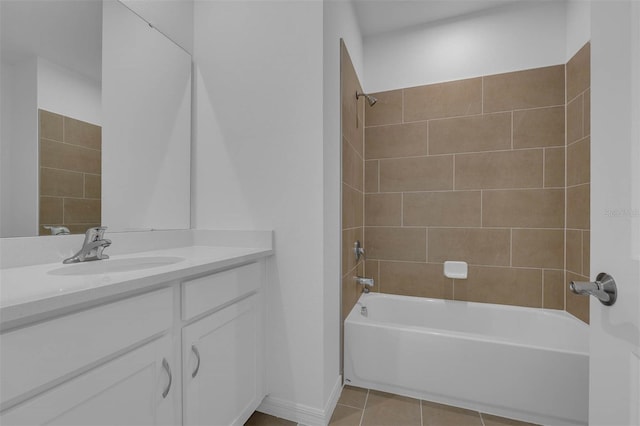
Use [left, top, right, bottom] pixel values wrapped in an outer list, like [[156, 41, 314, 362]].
[[444, 261, 468, 279]]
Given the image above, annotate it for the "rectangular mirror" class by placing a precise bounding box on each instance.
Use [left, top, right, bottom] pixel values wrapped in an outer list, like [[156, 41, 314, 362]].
[[0, 0, 191, 237]]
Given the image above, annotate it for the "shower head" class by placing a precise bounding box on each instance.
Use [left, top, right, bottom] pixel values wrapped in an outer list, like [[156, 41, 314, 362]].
[[356, 91, 377, 106]]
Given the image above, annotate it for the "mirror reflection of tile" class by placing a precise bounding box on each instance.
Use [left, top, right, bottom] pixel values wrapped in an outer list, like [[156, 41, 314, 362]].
[[38, 109, 101, 235]]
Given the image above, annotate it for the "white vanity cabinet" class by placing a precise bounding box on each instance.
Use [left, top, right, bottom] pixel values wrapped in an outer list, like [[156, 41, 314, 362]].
[[0, 287, 178, 426], [0, 258, 267, 426], [181, 262, 264, 426], [1, 335, 176, 426]]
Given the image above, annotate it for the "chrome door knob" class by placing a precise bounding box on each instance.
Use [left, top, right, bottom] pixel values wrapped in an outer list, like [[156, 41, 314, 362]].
[[570, 272, 618, 306]]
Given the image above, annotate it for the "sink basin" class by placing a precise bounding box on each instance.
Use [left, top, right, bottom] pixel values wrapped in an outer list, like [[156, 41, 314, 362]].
[[48, 256, 184, 276]]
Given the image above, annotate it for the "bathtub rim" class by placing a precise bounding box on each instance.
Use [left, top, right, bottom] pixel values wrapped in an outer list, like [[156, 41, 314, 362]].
[[346, 292, 589, 356]]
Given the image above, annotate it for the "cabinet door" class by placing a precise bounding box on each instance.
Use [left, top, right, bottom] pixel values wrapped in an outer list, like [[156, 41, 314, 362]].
[[183, 295, 261, 426], [1, 335, 177, 426]]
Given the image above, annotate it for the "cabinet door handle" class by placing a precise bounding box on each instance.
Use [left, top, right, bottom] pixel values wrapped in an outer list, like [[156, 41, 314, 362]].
[[191, 345, 201, 378], [162, 358, 172, 398]]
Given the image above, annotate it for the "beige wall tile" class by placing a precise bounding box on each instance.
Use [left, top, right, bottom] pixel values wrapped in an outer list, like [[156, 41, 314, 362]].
[[365, 90, 403, 126], [567, 137, 590, 186], [365, 227, 426, 262], [341, 44, 364, 157], [566, 42, 590, 101], [39, 109, 63, 142], [39, 196, 63, 225], [544, 147, 565, 188], [428, 228, 510, 266], [403, 191, 481, 227], [65, 223, 100, 234], [482, 189, 564, 228], [342, 102, 364, 157], [364, 259, 379, 288], [483, 65, 565, 113], [482, 413, 539, 426], [342, 184, 363, 229], [379, 261, 453, 299], [566, 272, 590, 323], [361, 391, 421, 426], [365, 122, 427, 159], [404, 77, 482, 121], [567, 184, 589, 230], [455, 150, 543, 190], [379, 156, 453, 192], [40, 139, 101, 174], [428, 112, 511, 154], [566, 229, 583, 275], [512, 229, 564, 269], [365, 193, 401, 226], [365, 160, 378, 193], [566, 94, 584, 144], [583, 230, 590, 276], [543, 269, 565, 310], [342, 227, 363, 276], [343, 138, 364, 191], [64, 116, 101, 150], [513, 106, 565, 148], [84, 174, 101, 199], [584, 88, 590, 136], [342, 263, 364, 321], [454, 266, 542, 308], [422, 401, 482, 426], [40, 168, 84, 197], [64, 198, 101, 223]]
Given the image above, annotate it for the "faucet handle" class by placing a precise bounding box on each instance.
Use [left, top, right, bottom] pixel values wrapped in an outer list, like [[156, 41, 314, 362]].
[[84, 226, 108, 242]]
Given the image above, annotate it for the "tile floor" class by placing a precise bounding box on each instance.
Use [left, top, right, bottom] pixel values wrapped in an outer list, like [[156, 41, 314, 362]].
[[245, 386, 539, 426]]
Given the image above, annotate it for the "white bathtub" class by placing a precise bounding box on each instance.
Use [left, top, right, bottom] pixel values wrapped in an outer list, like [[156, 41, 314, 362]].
[[344, 293, 589, 426]]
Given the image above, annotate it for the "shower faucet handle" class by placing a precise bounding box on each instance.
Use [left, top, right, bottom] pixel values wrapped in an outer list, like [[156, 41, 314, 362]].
[[354, 240, 366, 262]]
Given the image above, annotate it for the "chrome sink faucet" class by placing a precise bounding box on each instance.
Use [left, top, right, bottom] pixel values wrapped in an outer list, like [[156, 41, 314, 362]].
[[63, 227, 112, 264]]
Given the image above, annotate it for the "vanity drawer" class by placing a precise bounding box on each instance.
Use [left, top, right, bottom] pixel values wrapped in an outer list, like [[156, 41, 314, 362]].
[[182, 262, 261, 321], [0, 287, 173, 407]]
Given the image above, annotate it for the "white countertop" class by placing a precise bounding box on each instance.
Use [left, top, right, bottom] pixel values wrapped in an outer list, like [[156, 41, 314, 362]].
[[0, 245, 272, 326]]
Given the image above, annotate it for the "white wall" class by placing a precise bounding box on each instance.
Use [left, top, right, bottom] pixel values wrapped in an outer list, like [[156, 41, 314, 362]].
[[119, 0, 194, 54], [0, 58, 38, 237], [192, 0, 333, 422], [566, 0, 591, 60], [363, 1, 567, 93], [37, 58, 102, 125], [323, 0, 363, 408]]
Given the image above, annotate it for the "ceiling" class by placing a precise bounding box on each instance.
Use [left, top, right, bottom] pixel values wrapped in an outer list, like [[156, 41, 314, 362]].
[[352, 0, 526, 37]]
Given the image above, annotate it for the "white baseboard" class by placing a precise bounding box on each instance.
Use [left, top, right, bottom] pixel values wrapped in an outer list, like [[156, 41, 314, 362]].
[[258, 375, 343, 426]]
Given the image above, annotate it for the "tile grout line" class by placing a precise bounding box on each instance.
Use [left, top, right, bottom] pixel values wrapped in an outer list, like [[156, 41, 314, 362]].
[[541, 267, 546, 308], [358, 389, 370, 426], [510, 110, 514, 150], [542, 147, 546, 188]]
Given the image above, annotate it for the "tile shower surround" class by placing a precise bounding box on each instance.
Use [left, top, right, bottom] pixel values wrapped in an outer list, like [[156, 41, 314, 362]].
[[341, 42, 591, 323], [39, 110, 102, 235], [341, 41, 365, 335], [565, 43, 591, 323]]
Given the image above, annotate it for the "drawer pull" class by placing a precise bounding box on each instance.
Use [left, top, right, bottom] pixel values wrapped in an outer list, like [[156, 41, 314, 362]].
[[162, 358, 172, 398], [191, 345, 201, 378]]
